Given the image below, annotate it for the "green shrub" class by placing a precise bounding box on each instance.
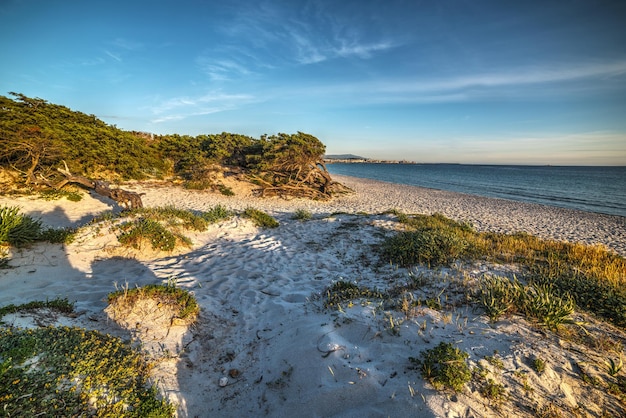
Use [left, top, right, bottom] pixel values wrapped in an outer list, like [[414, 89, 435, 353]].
[[479, 378, 508, 404], [201, 205, 233, 224], [293, 209, 313, 221], [518, 283, 575, 330], [116, 206, 232, 252], [532, 357, 546, 374], [0, 298, 75, 319], [183, 179, 213, 190], [218, 184, 235, 196], [475, 276, 575, 330], [130, 206, 208, 231], [381, 227, 469, 267], [390, 211, 626, 328], [324, 280, 386, 308], [0, 326, 174, 416], [242, 207, 279, 228], [411, 341, 471, 392], [118, 218, 185, 251], [475, 275, 520, 322], [39, 227, 76, 244], [0, 206, 42, 247], [38, 188, 83, 202]]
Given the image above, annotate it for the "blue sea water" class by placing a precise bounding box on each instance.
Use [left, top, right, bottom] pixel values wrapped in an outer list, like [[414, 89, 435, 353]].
[[326, 163, 626, 218]]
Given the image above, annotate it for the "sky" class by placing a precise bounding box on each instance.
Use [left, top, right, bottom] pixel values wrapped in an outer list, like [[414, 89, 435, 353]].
[[1, 0, 625, 165]]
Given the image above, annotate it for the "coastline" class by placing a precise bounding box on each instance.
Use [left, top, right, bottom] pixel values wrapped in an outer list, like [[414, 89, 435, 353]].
[[329, 174, 626, 257], [1, 175, 625, 417], [123, 174, 624, 257], [1, 174, 624, 256]]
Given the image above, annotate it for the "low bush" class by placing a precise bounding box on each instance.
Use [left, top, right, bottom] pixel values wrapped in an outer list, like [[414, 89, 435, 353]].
[[381, 228, 470, 267], [293, 208, 313, 221], [118, 218, 185, 251], [116, 206, 231, 252], [390, 211, 626, 328], [201, 205, 233, 224], [411, 341, 471, 392], [0, 298, 75, 320], [475, 275, 575, 330], [324, 280, 386, 309], [39, 226, 76, 244], [38, 188, 83, 202], [0, 205, 42, 247], [243, 207, 279, 228], [0, 326, 174, 416], [474, 275, 519, 322]]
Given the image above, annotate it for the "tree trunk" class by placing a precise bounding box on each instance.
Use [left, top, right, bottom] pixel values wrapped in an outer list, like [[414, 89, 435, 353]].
[[38, 163, 144, 210]]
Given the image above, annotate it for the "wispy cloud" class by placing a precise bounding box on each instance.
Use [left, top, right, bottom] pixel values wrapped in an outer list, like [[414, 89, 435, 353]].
[[196, 55, 253, 81], [209, 1, 400, 70], [304, 59, 626, 104], [336, 41, 395, 59], [150, 91, 258, 123], [104, 50, 122, 62], [393, 60, 626, 94], [109, 38, 143, 51]]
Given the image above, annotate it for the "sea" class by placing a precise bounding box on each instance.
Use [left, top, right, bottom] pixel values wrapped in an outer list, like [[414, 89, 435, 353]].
[[326, 163, 626, 218]]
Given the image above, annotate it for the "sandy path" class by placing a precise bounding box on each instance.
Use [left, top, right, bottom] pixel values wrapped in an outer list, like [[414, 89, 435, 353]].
[[1, 176, 625, 417]]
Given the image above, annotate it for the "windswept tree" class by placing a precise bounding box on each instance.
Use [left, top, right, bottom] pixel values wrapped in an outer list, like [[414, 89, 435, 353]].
[[246, 132, 335, 199], [0, 94, 64, 183]]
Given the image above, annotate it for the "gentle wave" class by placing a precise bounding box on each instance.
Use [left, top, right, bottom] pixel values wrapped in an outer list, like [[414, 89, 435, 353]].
[[327, 163, 626, 217]]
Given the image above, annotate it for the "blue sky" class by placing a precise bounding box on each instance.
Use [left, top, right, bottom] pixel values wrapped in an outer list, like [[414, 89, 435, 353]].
[[1, 0, 625, 165]]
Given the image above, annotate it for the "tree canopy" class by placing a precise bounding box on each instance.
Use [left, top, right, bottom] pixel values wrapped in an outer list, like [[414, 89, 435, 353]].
[[0, 93, 341, 199]]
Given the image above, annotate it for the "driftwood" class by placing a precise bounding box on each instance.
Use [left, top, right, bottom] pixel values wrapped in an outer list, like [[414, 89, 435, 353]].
[[39, 162, 143, 210]]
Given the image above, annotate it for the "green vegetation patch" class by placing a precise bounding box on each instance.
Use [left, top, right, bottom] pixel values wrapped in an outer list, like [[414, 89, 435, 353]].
[[108, 283, 199, 323], [118, 218, 185, 251], [324, 280, 386, 309], [0, 326, 174, 417], [116, 205, 232, 251], [38, 188, 83, 202], [0, 298, 74, 321], [381, 213, 476, 267], [386, 212, 626, 328], [475, 275, 575, 330], [0, 206, 42, 247], [410, 341, 471, 392], [293, 208, 313, 221], [242, 207, 279, 228]]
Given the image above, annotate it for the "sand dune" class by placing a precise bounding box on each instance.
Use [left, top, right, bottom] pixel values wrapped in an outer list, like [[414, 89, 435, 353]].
[[1, 176, 625, 417]]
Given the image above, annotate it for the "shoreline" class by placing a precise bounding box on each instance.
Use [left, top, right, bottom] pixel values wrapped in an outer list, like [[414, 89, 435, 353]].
[[1, 174, 624, 256], [1, 176, 625, 417], [329, 174, 626, 256]]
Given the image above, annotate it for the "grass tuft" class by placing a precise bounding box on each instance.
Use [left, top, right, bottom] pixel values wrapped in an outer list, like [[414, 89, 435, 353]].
[[108, 282, 199, 323], [0, 206, 42, 247], [116, 205, 231, 251], [242, 207, 279, 228], [293, 209, 313, 221], [411, 341, 471, 392]]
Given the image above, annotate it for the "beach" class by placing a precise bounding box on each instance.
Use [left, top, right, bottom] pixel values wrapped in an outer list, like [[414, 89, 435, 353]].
[[1, 175, 625, 417]]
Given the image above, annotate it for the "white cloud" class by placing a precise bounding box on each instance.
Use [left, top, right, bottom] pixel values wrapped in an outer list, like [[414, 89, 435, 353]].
[[149, 91, 257, 123], [336, 41, 395, 59], [383, 60, 626, 95], [104, 50, 122, 62]]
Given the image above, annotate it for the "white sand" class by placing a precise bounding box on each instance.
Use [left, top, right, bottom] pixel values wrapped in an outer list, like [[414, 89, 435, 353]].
[[1, 176, 625, 417]]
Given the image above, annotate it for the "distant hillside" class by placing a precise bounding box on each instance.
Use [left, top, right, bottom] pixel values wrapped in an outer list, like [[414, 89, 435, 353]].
[[324, 154, 367, 160]]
